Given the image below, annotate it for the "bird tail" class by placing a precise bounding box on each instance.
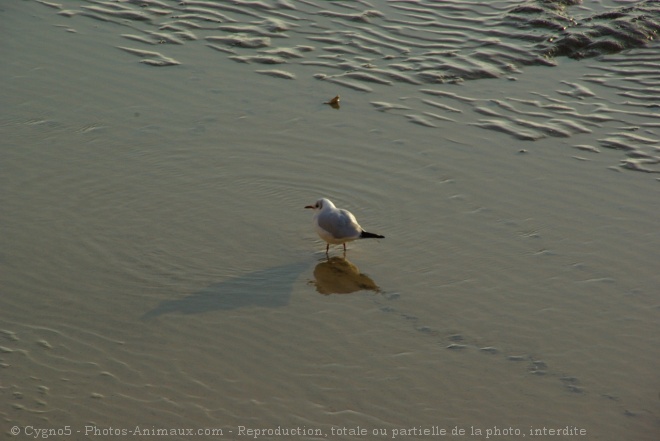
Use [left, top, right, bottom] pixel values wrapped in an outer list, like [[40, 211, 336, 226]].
[[360, 231, 384, 239]]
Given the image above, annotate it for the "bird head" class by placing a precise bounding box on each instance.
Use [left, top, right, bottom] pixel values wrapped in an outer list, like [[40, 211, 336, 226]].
[[305, 198, 334, 211]]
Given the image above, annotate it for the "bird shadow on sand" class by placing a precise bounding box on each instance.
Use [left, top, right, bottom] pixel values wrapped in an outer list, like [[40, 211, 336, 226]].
[[310, 256, 381, 295], [141, 262, 310, 319]]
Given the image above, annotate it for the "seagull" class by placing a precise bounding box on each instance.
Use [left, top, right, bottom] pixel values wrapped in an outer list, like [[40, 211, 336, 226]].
[[305, 198, 384, 253]]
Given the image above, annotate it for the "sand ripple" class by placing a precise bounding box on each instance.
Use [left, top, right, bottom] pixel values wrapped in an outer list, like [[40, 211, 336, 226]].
[[24, 1, 660, 174], [45, 0, 657, 79]]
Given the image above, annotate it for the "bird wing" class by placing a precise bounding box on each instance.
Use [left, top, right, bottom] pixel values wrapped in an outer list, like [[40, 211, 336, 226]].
[[317, 209, 360, 240]]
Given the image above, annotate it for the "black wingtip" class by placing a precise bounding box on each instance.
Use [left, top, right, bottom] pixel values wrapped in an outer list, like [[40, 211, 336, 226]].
[[360, 231, 385, 239]]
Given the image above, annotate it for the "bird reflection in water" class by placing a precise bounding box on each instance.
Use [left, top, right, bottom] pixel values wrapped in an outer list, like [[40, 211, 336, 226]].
[[311, 256, 380, 295], [141, 257, 380, 319]]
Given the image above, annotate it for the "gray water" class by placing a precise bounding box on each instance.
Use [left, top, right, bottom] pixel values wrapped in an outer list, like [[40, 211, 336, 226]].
[[2, 1, 659, 440]]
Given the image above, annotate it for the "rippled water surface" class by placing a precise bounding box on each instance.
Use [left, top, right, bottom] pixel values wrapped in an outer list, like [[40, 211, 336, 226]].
[[2, 0, 659, 440]]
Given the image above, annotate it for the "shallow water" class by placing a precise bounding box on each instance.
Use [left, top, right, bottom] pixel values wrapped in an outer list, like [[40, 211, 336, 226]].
[[1, 1, 659, 440]]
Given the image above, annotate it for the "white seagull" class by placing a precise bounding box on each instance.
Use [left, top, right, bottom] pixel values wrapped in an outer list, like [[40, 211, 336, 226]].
[[305, 198, 384, 253]]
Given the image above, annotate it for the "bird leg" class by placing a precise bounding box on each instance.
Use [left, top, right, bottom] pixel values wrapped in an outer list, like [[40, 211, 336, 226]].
[[343, 243, 346, 252], [326, 243, 330, 254]]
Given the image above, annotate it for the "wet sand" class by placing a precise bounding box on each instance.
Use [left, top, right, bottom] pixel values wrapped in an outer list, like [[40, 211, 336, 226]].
[[2, 1, 659, 440]]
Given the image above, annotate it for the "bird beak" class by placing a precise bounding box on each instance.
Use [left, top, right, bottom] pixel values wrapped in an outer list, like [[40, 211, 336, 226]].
[[304, 205, 314, 209]]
